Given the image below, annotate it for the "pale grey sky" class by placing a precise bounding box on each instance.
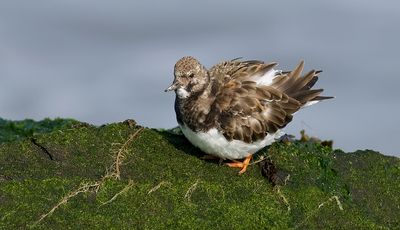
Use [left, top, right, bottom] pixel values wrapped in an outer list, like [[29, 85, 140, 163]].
[[0, 0, 399, 156]]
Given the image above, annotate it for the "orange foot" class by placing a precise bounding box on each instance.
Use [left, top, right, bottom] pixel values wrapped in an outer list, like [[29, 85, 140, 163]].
[[226, 154, 252, 175]]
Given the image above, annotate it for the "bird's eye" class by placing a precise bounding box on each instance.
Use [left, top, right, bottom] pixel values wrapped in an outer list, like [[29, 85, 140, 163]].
[[188, 73, 194, 78]]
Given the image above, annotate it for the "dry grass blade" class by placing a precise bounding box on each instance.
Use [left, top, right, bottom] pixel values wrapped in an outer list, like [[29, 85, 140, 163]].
[[184, 179, 200, 202], [274, 186, 291, 212], [294, 195, 344, 229], [148, 181, 170, 195], [99, 180, 134, 207], [107, 127, 144, 180], [32, 181, 101, 227]]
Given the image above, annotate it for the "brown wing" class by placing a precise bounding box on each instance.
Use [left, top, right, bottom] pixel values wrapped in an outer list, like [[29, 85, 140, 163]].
[[213, 80, 301, 143], [209, 59, 277, 82], [207, 60, 331, 143]]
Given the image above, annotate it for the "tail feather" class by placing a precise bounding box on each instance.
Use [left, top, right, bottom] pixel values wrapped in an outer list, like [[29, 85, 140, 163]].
[[287, 70, 317, 94], [301, 75, 318, 90], [312, 95, 335, 101], [291, 89, 324, 104], [271, 61, 333, 106]]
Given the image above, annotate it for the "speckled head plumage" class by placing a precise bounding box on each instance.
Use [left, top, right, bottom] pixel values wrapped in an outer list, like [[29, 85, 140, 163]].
[[165, 56, 209, 99]]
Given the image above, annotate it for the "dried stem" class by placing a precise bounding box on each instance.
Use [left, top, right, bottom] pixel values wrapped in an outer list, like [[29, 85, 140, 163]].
[[295, 195, 344, 229], [250, 155, 271, 165], [148, 181, 170, 195], [99, 180, 134, 207], [274, 186, 291, 212], [184, 179, 200, 201], [108, 127, 144, 180], [32, 181, 101, 226]]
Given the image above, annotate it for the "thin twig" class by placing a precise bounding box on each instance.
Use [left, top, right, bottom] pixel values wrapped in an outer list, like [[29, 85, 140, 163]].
[[32, 181, 101, 226], [318, 195, 343, 210], [148, 181, 170, 195], [250, 155, 271, 165], [99, 180, 134, 207], [274, 186, 291, 211], [184, 179, 200, 201], [109, 128, 144, 180], [294, 195, 344, 229], [283, 174, 291, 186]]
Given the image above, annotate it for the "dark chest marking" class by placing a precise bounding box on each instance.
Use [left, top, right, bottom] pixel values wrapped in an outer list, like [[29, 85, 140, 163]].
[[175, 92, 218, 132]]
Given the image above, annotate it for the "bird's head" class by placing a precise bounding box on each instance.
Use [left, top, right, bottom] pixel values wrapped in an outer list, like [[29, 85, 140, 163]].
[[165, 56, 208, 99]]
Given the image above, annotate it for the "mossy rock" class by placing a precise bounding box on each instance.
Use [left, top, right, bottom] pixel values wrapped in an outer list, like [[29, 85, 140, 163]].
[[0, 119, 399, 229]]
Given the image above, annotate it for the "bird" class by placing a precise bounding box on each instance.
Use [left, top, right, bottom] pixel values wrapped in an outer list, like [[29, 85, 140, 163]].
[[165, 56, 332, 174]]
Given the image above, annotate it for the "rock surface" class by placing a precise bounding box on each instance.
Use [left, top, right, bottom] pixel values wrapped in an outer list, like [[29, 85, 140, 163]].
[[0, 118, 399, 229]]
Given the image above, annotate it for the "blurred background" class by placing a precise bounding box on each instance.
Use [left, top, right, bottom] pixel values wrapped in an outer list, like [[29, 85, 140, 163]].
[[0, 0, 399, 156]]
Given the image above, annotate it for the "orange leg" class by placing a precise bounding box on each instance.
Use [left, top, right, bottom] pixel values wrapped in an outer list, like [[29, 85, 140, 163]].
[[226, 154, 253, 175]]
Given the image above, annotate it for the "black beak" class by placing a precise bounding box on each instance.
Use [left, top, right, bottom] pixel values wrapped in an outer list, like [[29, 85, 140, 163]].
[[164, 82, 179, 92]]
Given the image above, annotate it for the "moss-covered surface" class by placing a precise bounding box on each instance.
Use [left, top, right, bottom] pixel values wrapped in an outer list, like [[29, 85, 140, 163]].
[[0, 118, 80, 144], [0, 119, 399, 229]]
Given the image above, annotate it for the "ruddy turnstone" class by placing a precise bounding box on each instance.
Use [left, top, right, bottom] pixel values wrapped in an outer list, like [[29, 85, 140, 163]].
[[165, 56, 332, 174]]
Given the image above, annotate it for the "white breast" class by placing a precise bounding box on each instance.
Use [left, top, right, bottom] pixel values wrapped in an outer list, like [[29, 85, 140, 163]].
[[180, 124, 284, 160]]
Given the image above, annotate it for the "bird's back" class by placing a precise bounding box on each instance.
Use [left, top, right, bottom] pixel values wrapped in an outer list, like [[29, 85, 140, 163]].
[[199, 59, 332, 143]]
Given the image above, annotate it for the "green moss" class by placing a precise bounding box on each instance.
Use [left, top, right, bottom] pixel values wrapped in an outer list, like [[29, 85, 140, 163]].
[[0, 118, 80, 144], [0, 118, 399, 229]]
